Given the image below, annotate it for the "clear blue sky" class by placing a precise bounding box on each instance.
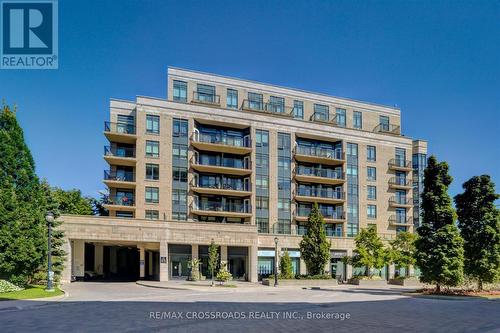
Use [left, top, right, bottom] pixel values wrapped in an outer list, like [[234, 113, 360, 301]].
[[1, 0, 499, 199]]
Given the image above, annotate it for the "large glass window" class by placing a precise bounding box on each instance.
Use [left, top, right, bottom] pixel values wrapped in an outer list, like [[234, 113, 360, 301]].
[[293, 100, 304, 119], [145, 163, 159, 180], [173, 118, 188, 137], [353, 111, 362, 129], [145, 210, 159, 220], [367, 204, 377, 219], [172, 167, 188, 182], [196, 84, 216, 103], [146, 141, 159, 158], [379, 115, 389, 131], [146, 115, 160, 134], [367, 185, 377, 200], [313, 104, 329, 121], [145, 187, 159, 203], [269, 96, 285, 113], [227, 88, 238, 109], [367, 145, 376, 162], [248, 92, 263, 110], [336, 108, 346, 127], [367, 167, 376, 181], [173, 144, 188, 160], [173, 80, 187, 102]]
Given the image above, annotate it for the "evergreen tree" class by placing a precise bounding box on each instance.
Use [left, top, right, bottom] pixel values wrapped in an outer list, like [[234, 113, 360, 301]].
[[352, 226, 387, 277], [415, 156, 464, 291], [388, 231, 417, 276], [455, 175, 500, 290], [279, 250, 294, 279], [299, 203, 330, 275], [0, 104, 47, 286]]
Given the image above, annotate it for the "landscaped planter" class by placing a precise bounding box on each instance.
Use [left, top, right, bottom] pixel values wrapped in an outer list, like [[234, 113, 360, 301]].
[[348, 278, 388, 286], [388, 278, 423, 287], [262, 278, 338, 287]]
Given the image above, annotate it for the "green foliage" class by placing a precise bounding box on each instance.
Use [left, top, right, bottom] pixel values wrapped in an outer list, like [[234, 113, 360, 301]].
[[388, 231, 417, 270], [279, 250, 294, 279], [208, 241, 219, 282], [0, 279, 23, 293], [299, 203, 330, 275], [416, 156, 464, 290], [51, 187, 93, 215], [90, 191, 109, 216], [216, 264, 232, 283], [351, 226, 387, 276], [0, 104, 47, 286], [188, 258, 201, 281], [455, 175, 500, 289]]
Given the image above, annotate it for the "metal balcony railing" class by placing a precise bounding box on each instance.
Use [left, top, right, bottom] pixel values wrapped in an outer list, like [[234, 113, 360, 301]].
[[388, 158, 412, 169], [296, 188, 345, 200], [295, 146, 345, 160], [192, 91, 221, 105], [104, 170, 135, 182], [191, 179, 250, 192], [296, 166, 344, 180], [389, 177, 411, 187], [191, 202, 251, 214], [191, 156, 251, 170], [389, 215, 412, 225], [241, 100, 294, 117], [192, 132, 251, 148], [374, 123, 401, 134], [310, 112, 339, 125], [389, 196, 413, 206], [104, 121, 136, 135], [106, 195, 135, 206], [296, 208, 345, 220], [104, 146, 136, 158]]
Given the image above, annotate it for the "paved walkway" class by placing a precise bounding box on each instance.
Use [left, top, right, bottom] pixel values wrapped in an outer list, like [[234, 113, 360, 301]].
[[0, 282, 498, 332]]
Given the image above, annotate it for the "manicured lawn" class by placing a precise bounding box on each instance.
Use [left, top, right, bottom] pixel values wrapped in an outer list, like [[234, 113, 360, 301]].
[[0, 285, 64, 301]]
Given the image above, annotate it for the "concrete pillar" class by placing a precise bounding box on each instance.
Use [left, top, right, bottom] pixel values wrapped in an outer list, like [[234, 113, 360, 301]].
[[148, 252, 153, 276], [94, 244, 103, 275], [191, 244, 199, 260], [388, 264, 395, 280], [249, 245, 258, 282], [346, 249, 353, 280], [300, 258, 307, 275], [220, 245, 228, 266], [72, 240, 85, 279], [160, 242, 169, 281], [61, 239, 72, 284], [139, 246, 145, 279]]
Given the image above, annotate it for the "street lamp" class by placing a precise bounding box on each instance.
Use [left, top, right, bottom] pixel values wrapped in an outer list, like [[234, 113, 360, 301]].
[[45, 212, 55, 292], [274, 237, 279, 287]]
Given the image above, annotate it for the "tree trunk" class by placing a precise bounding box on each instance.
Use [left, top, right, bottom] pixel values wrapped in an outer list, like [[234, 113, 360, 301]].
[[436, 283, 441, 293]]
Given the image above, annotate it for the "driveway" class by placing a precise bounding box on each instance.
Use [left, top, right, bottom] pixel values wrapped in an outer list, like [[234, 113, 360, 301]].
[[0, 282, 499, 332]]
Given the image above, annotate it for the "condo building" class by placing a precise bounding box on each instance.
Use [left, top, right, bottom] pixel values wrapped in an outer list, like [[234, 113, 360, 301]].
[[60, 67, 427, 283]]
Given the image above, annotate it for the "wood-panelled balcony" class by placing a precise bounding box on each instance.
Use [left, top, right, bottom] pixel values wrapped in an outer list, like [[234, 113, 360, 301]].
[[294, 166, 345, 185], [103, 195, 136, 211], [190, 202, 252, 219], [388, 176, 412, 190], [388, 158, 412, 171], [294, 146, 345, 166], [104, 121, 137, 144], [190, 179, 252, 197], [389, 196, 413, 208], [191, 91, 221, 106], [103, 170, 136, 189], [241, 100, 294, 118], [104, 146, 136, 167], [191, 132, 252, 155], [190, 156, 252, 176], [388, 215, 413, 226], [294, 188, 346, 205], [373, 123, 401, 135], [294, 209, 346, 224]]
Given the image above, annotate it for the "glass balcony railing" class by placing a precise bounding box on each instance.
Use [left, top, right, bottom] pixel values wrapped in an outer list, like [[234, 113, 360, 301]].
[[258, 224, 343, 237], [104, 121, 136, 135], [241, 100, 294, 117], [389, 215, 412, 225], [192, 92, 220, 105], [296, 188, 345, 200], [106, 195, 135, 206], [192, 179, 250, 192], [296, 166, 344, 180], [104, 146, 136, 158], [389, 196, 412, 206], [389, 177, 411, 187], [295, 146, 344, 160], [193, 156, 251, 170], [192, 202, 251, 213], [388, 158, 412, 169], [104, 170, 135, 182], [296, 208, 345, 220], [193, 132, 251, 148]]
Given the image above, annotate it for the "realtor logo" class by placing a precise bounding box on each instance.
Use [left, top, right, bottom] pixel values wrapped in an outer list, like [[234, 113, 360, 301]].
[[1, 0, 58, 69]]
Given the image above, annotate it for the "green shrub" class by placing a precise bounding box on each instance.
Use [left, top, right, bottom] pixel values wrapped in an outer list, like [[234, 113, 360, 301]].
[[0, 279, 23, 293], [279, 250, 294, 279], [216, 264, 232, 283]]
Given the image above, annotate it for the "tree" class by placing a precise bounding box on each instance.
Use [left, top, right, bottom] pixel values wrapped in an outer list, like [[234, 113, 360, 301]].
[[216, 264, 232, 285], [51, 187, 93, 215], [388, 231, 417, 277], [90, 190, 109, 216], [299, 203, 330, 275], [208, 240, 219, 286], [455, 175, 500, 290], [0, 104, 47, 286], [280, 250, 294, 279], [188, 258, 201, 281], [415, 156, 464, 292], [351, 226, 387, 277]]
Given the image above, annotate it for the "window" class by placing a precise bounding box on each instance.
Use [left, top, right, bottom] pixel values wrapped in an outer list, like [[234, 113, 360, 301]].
[[173, 118, 188, 137], [256, 175, 269, 189], [145, 164, 159, 180], [269, 96, 285, 113], [367, 186, 377, 200], [116, 211, 134, 218], [173, 80, 187, 102], [172, 144, 188, 159], [367, 204, 377, 219], [145, 210, 159, 220], [227, 88, 238, 109], [367, 146, 376, 162], [336, 108, 346, 127], [257, 217, 269, 233], [380, 115, 389, 131], [172, 167, 188, 182], [313, 104, 329, 121], [172, 189, 187, 204], [146, 141, 159, 158], [146, 115, 160, 134], [367, 167, 376, 181], [278, 199, 290, 211], [353, 111, 362, 129], [145, 187, 159, 203], [256, 197, 269, 209], [248, 92, 263, 110], [196, 84, 216, 103], [293, 100, 304, 119], [172, 212, 187, 221]]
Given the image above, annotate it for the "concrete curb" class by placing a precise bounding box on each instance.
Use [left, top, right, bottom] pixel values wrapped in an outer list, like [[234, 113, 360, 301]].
[[135, 281, 192, 291], [402, 293, 500, 301], [0, 288, 68, 312]]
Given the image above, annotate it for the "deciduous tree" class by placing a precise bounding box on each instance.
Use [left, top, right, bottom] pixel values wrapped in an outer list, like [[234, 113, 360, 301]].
[[299, 203, 330, 275]]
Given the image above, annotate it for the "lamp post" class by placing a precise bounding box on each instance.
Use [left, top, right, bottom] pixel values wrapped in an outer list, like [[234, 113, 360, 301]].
[[46, 212, 55, 292], [274, 237, 279, 287]]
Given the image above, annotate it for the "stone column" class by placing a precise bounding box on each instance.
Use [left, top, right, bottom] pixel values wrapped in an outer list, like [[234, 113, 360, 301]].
[[300, 258, 307, 275], [249, 245, 258, 282], [191, 244, 199, 260], [61, 238, 72, 284], [408, 265, 415, 277], [139, 246, 145, 279], [220, 245, 228, 267], [388, 263, 395, 280], [72, 240, 85, 279], [94, 244, 104, 275], [160, 242, 169, 282], [346, 249, 353, 280]]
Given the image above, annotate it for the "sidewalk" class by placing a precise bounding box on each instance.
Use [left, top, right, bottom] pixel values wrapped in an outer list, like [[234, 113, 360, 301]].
[[136, 279, 267, 291], [0, 293, 66, 312]]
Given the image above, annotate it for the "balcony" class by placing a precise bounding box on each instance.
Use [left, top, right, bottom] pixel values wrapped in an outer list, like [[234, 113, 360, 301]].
[[104, 146, 136, 167], [191, 132, 252, 155], [191, 156, 252, 176], [190, 179, 251, 197], [294, 146, 345, 166], [295, 188, 345, 205], [104, 122, 137, 144], [191, 91, 221, 106], [388, 158, 412, 171], [388, 215, 413, 226], [295, 209, 346, 224], [295, 166, 345, 185], [259, 224, 344, 237], [388, 177, 412, 189], [389, 196, 413, 208], [310, 112, 339, 126], [191, 202, 252, 218], [103, 170, 135, 189], [241, 100, 294, 117], [103, 195, 136, 211], [373, 123, 401, 135]]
